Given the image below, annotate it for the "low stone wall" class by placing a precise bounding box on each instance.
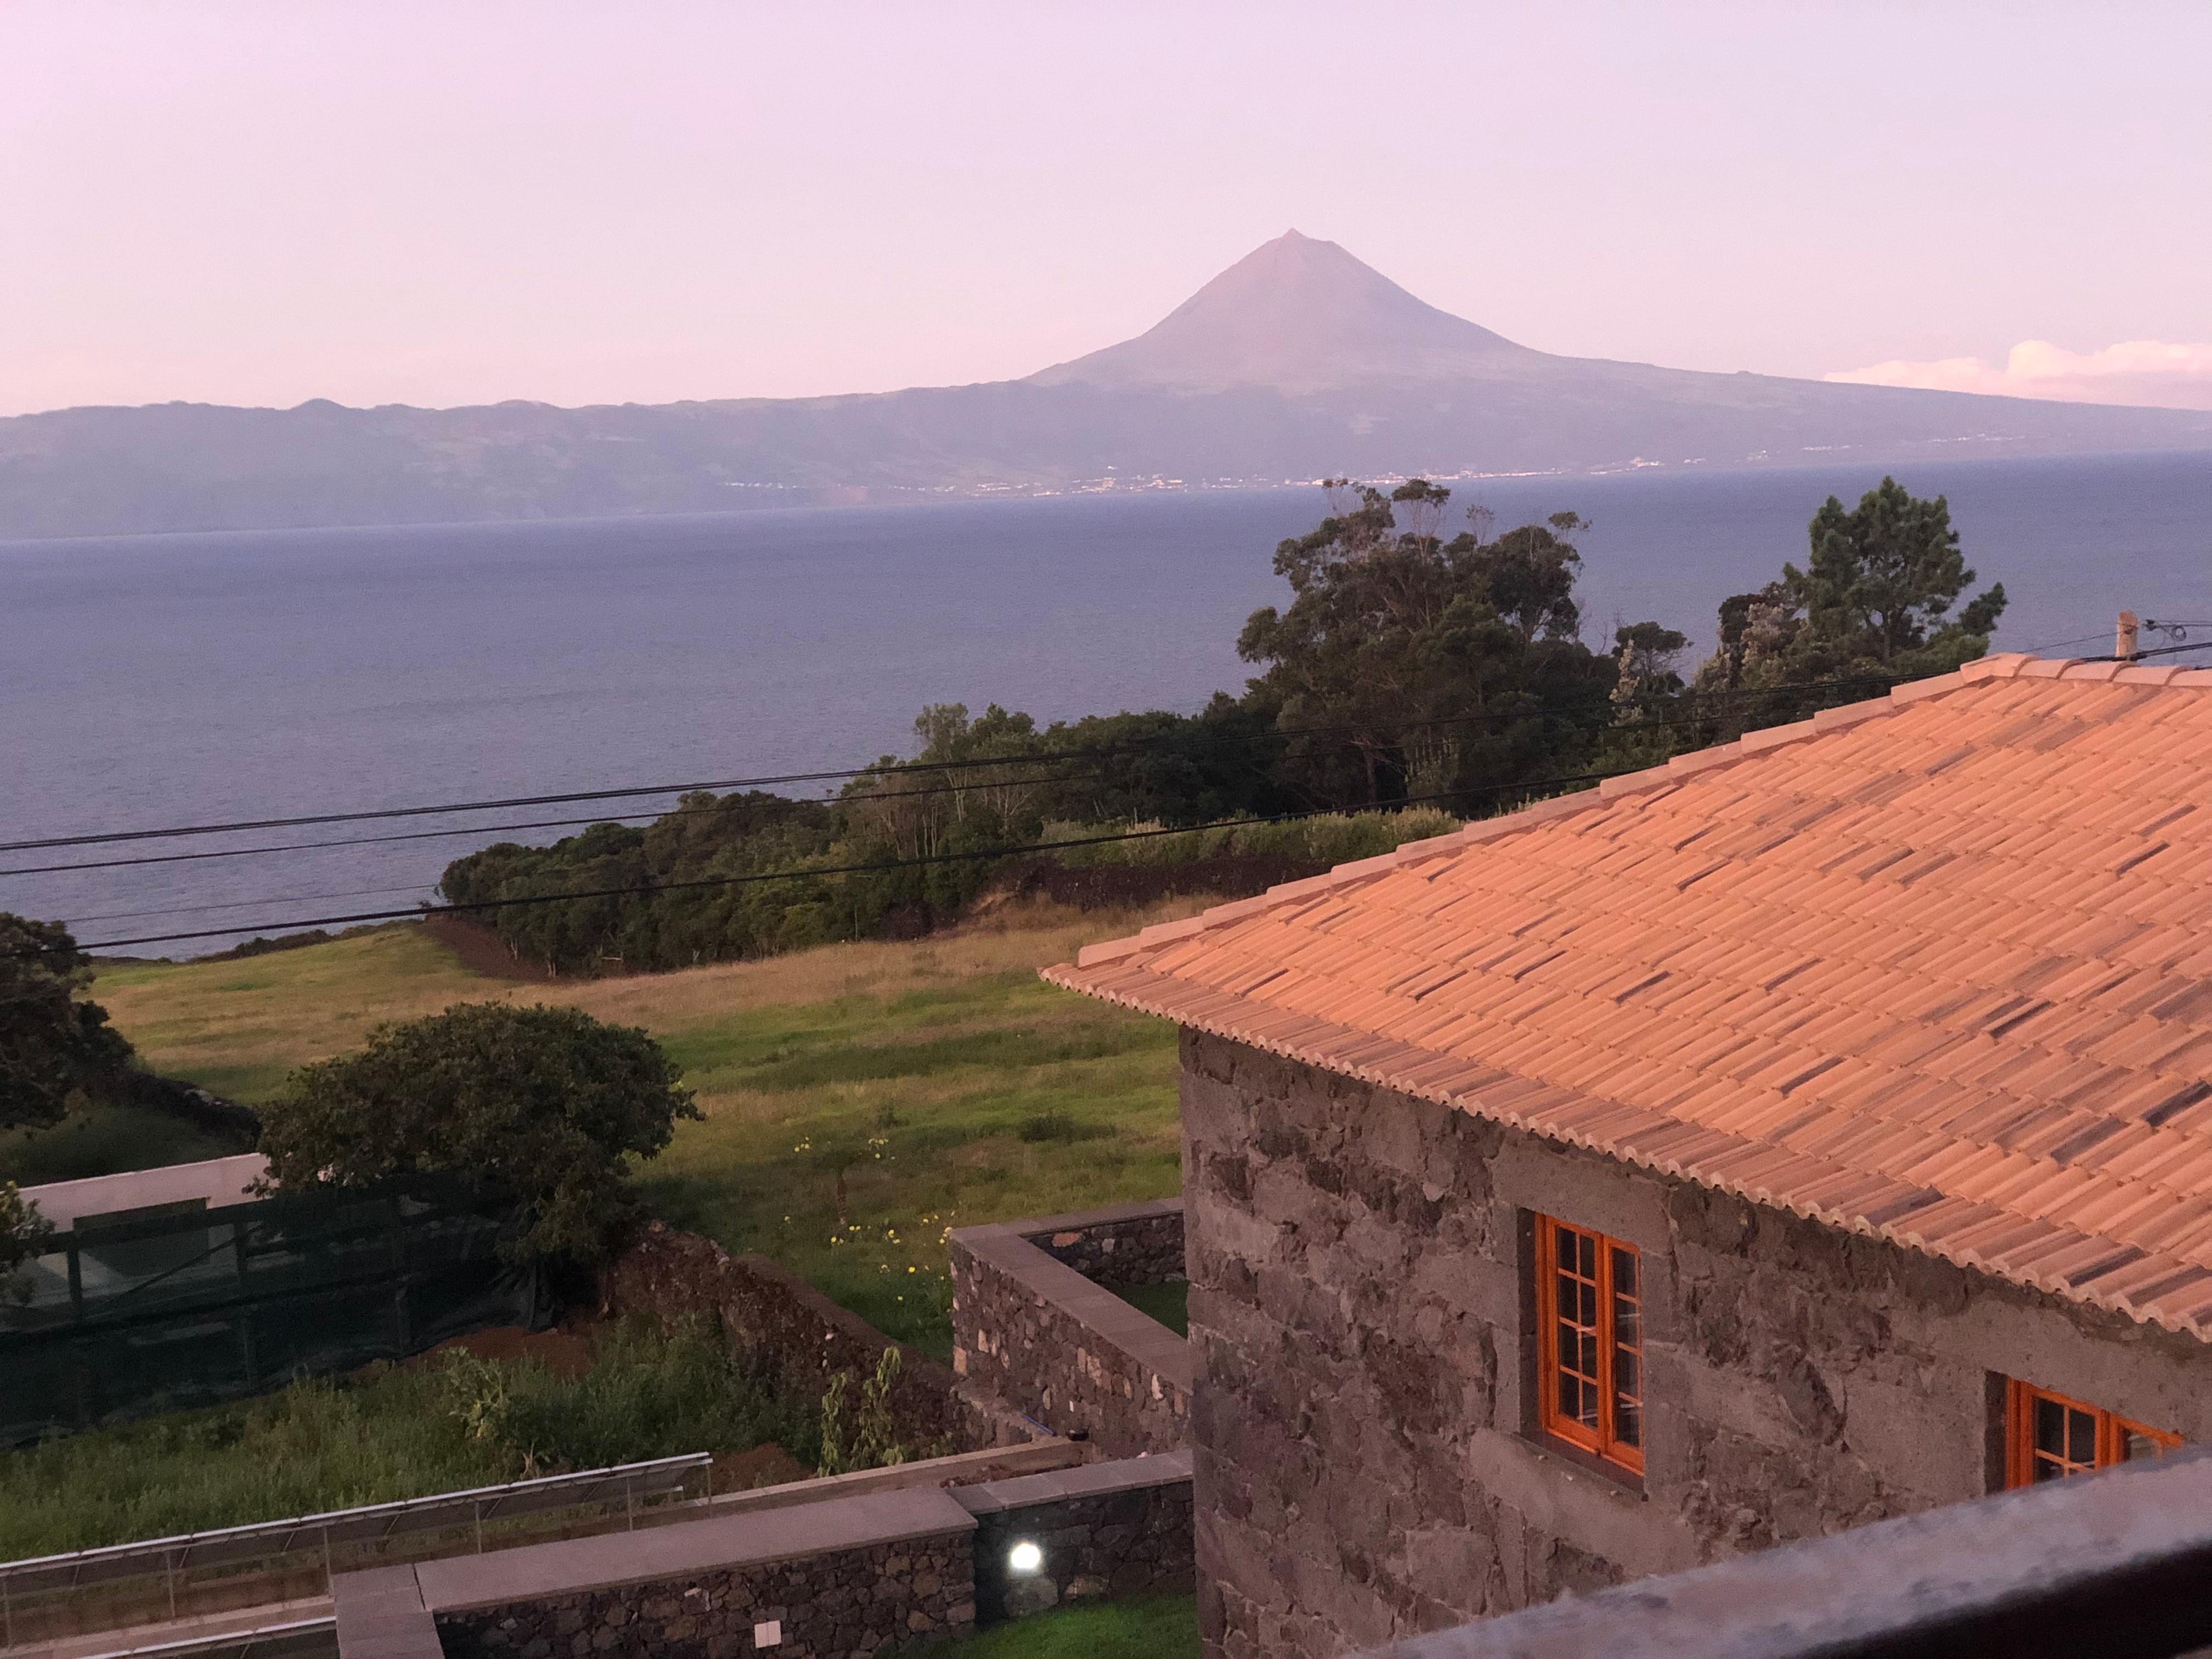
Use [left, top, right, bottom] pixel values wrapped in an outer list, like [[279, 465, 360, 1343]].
[[341, 1456, 1196, 1659], [600, 1222, 1030, 1454], [425, 1488, 976, 1659], [950, 1200, 1190, 1459], [966, 1449, 1197, 1622], [1024, 1204, 1184, 1286]]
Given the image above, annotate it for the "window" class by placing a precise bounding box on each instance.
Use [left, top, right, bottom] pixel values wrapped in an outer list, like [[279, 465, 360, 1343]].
[[1534, 1214, 1643, 1475], [2004, 1379, 2179, 1487]]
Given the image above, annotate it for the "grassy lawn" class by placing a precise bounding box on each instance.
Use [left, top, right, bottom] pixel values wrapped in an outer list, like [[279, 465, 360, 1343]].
[[1113, 1279, 1189, 1338], [1, 1103, 244, 1187], [92, 902, 1190, 1356], [935, 1594, 1199, 1656], [0, 1319, 812, 1556]]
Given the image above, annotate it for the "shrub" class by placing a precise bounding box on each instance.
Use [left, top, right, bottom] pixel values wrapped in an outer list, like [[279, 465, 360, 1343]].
[[257, 1003, 699, 1262], [440, 1316, 815, 1478], [0, 913, 135, 1131]]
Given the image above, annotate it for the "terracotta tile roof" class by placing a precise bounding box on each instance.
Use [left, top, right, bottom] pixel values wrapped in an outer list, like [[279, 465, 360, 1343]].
[[1043, 656, 2212, 1338]]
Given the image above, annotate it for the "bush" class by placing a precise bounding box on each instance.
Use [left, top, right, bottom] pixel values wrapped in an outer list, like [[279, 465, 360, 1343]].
[[0, 913, 135, 1131], [439, 1316, 816, 1478], [257, 1003, 699, 1262]]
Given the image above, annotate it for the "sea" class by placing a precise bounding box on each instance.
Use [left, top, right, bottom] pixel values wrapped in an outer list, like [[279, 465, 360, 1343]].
[[4, 448, 2209, 955]]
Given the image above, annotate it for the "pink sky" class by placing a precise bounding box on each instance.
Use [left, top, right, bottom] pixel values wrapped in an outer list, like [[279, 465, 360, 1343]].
[[5, 2, 2210, 416]]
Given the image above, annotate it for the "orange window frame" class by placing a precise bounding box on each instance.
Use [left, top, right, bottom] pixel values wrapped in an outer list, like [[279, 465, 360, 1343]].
[[1534, 1214, 1644, 1475], [2004, 1378, 2180, 1488]]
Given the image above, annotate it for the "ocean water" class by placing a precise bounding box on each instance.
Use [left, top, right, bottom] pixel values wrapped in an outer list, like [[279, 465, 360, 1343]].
[[3, 448, 2209, 953]]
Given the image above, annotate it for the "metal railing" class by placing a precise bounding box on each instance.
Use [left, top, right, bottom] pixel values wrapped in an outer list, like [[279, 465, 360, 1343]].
[[0, 1454, 711, 1648], [70, 1616, 338, 1659]]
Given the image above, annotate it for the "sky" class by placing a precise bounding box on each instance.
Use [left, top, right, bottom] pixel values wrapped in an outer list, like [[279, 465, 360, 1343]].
[[5, 2, 2211, 417]]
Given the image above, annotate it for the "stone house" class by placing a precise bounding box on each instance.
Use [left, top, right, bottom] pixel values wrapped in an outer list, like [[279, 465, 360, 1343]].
[[1044, 653, 2212, 1659]]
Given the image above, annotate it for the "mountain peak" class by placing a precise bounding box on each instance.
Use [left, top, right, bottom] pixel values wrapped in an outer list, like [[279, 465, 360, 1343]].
[[1027, 232, 1536, 393]]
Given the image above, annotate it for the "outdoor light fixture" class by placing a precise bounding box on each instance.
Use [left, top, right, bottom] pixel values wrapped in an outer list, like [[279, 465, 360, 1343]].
[[1008, 1541, 1044, 1575]]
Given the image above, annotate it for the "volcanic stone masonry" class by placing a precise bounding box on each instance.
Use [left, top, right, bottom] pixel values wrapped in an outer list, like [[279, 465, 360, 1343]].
[[950, 1200, 1191, 1458], [1180, 1028, 2212, 1659]]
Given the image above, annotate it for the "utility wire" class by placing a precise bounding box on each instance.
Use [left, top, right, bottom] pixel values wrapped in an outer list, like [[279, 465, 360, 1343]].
[[2078, 638, 2212, 664], [2, 674, 1902, 857], [0, 768, 1117, 879], [46, 769, 1647, 956]]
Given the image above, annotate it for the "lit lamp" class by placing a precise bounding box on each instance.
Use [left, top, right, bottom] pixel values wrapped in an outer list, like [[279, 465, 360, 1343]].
[[1008, 1541, 1044, 1575]]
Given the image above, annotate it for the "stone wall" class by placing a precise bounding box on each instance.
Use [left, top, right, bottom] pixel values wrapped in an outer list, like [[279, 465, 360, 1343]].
[[950, 1202, 1190, 1458], [1181, 1029, 2212, 1659], [439, 1533, 972, 1659], [599, 1222, 1031, 1454], [351, 1458, 1195, 1659], [1023, 1204, 1185, 1286], [964, 1449, 1197, 1623]]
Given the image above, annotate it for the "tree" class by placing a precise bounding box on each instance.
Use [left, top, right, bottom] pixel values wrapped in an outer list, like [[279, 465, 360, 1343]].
[[256, 1003, 699, 1261], [0, 914, 134, 1131], [1235, 481, 1614, 806], [1693, 478, 2007, 724], [1796, 476, 2005, 663]]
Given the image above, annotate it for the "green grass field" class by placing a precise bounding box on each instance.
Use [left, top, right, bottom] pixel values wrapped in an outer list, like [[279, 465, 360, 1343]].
[[91, 903, 1190, 1356], [0, 1319, 811, 1556], [935, 1593, 1199, 1656]]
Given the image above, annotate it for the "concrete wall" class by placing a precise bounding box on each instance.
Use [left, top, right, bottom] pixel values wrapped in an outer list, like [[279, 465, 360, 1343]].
[[950, 1201, 1190, 1458], [1181, 1029, 2212, 1659]]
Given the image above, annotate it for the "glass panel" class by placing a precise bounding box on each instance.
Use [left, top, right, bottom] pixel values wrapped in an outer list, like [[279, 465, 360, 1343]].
[[1613, 1349, 1639, 1402], [2123, 1427, 2163, 1462], [2033, 1397, 2067, 1459], [1577, 1281, 1598, 1325], [1612, 1300, 1640, 1352], [1611, 1246, 1637, 1300], [1576, 1231, 1595, 1277], [1615, 1402, 1641, 1448], [2067, 1407, 2096, 1467]]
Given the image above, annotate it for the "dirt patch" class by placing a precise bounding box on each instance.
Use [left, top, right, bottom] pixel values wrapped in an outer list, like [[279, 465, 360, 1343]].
[[411, 1323, 596, 1378], [713, 1442, 813, 1493], [420, 914, 561, 983]]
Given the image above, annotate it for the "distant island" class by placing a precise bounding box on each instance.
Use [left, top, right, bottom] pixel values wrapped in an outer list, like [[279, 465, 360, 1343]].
[[5, 231, 2209, 539]]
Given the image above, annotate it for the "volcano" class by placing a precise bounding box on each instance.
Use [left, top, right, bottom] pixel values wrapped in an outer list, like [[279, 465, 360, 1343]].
[[1029, 230, 1539, 392], [4, 233, 2208, 537]]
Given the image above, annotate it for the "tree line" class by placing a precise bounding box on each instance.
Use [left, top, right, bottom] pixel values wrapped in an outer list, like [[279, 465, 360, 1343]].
[[437, 473, 2005, 976]]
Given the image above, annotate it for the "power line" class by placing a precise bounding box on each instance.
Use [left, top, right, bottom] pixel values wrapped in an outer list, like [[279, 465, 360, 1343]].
[[0, 768, 1116, 879], [61, 882, 442, 927], [47, 770, 1641, 956], [2080, 638, 2212, 664], [8, 674, 1900, 870], [6, 674, 1903, 857]]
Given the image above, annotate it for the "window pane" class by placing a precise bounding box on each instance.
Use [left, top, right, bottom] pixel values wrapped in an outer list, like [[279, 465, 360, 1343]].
[[1614, 1348, 1640, 1403], [1615, 1402, 1641, 1448], [2034, 1397, 2067, 1460], [1578, 1280, 1598, 1326], [1611, 1246, 1638, 1300], [1577, 1231, 1596, 1277], [2121, 1427, 2170, 1463], [1613, 1300, 1640, 1353], [2067, 1407, 2096, 1467]]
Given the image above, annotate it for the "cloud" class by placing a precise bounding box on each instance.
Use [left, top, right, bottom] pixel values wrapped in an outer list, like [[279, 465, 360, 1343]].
[[1826, 339, 2212, 411]]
